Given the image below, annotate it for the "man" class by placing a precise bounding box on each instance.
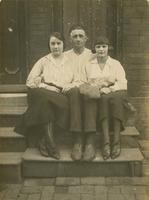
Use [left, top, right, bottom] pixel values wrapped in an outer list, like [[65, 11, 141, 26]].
[[65, 25, 96, 161]]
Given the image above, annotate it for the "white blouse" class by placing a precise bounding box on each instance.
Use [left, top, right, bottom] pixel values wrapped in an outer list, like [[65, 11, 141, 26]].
[[26, 54, 74, 88], [85, 56, 127, 91]]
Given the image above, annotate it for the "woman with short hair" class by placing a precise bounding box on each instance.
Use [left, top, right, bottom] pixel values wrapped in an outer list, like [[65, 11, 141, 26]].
[[15, 32, 75, 159], [83, 36, 131, 160]]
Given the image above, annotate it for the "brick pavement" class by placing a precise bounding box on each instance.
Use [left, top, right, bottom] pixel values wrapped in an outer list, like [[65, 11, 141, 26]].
[[0, 177, 149, 200]]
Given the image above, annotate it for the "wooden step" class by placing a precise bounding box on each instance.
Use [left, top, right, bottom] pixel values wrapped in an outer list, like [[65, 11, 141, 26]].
[[0, 152, 23, 183], [0, 93, 27, 105], [0, 126, 139, 152], [120, 126, 139, 136], [0, 84, 27, 93], [138, 140, 149, 160], [26, 132, 139, 150], [0, 93, 27, 115], [142, 160, 149, 176], [22, 147, 144, 177], [138, 140, 149, 150], [0, 127, 26, 152]]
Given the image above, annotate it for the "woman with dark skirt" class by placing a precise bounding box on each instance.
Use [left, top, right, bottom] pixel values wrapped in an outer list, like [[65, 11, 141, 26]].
[[83, 36, 132, 160], [15, 32, 76, 159]]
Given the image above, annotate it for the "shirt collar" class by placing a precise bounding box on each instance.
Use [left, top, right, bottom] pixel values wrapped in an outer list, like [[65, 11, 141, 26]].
[[72, 48, 87, 55], [45, 53, 68, 66], [106, 56, 112, 66], [90, 55, 111, 65]]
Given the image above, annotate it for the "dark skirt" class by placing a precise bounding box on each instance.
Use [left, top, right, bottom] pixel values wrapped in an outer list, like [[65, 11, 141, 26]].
[[98, 90, 129, 131], [14, 88, 69, 135], [83, 90, 133, 132]]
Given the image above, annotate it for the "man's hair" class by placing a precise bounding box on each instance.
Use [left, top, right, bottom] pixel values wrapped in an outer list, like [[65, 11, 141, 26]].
[[49, 32, 65, 42], [69, 24, 87, 35]]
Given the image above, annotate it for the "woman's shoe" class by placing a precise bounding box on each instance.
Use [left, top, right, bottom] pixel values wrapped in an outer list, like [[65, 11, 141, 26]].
[[102, 143, 110, 160], [111, 142, 121, 159], [39, 137, 49, 157], [47, 145, 60, 160]]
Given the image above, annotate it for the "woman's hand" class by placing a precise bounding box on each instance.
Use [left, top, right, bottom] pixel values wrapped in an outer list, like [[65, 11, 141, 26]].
[[100, 87, 111, 94], [46, 85, 60, 93], [62, 85, 73, 94], [34, 77, 42, 87], [39, 83, 60, 93]]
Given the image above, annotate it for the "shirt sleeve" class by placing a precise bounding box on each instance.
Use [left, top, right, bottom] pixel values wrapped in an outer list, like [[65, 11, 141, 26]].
[[110, 61, 127, 91], [26, 58, 44, 88]]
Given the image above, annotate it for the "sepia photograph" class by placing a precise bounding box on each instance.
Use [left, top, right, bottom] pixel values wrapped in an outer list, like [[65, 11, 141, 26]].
[[0, 0, 149, 199]]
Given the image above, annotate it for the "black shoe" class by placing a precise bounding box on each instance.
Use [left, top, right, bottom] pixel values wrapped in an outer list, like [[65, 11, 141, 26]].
[[102, 143, 110, 160], [47, 145, 60, 160], [111, 142, 121, 159], [39, 138, 49, 157]]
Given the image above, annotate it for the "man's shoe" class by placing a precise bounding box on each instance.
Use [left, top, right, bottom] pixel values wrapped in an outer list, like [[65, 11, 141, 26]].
[[83, 144, 96, 161], [102, 143, 110, 160], [71, 143, 83, 161], [111, 142, 121, 159]]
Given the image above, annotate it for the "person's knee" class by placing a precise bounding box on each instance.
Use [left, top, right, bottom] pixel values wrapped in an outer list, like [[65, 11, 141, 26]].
[[100, 95, 110, 105], [70, 87, 80, 94], [67, 87, 80, 97], [111, 96, 123, 106]]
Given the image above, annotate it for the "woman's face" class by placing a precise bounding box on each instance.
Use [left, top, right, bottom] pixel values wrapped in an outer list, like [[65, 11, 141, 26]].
[[49, 36, 63, 57], [95, 44, 108, 58]]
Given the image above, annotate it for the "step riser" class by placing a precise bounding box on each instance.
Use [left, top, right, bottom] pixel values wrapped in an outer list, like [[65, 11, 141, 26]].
[[0, 164, 22, 183], [23, 161, 142, 177], [0, 138, 26, 152], [0, 116, 20, 127], [0, 96, 27, 107], [27, 134, 139, 148]]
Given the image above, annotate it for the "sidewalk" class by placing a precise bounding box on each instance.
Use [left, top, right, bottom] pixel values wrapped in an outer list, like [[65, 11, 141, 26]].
[[0, 177, 149, 200]]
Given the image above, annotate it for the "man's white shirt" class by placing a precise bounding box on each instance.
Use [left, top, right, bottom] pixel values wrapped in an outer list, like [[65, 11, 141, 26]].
[[65, 48, 92, 86]]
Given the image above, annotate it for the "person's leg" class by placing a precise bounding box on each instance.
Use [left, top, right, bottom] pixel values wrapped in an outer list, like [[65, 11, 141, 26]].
[[28, 88, 68, 159], [110, 91, 125, 159], [83, 97, 97, 161], [101, 118, 110, 160], [102, 118, 110, 145], [43, 122, 60, 159], [113, 118, 121, 144], [66, 87, 83, 161], [99, 94, 111, 160]]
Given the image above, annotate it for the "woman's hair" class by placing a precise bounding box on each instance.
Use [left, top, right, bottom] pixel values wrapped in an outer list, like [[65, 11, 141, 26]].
[[94, 36, 110, 46], [49, 32, 65, 43], [48, 32, 65, 51]]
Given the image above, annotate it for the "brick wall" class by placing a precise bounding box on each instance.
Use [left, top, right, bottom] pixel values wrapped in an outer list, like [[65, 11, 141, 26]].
[[27, 0, 63, 70], [122, 0, 149, 138]]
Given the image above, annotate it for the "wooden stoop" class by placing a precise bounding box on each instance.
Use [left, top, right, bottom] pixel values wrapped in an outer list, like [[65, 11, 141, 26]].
[[138, 140, 149, 176], [0, 93, 144, 182], [0, 93, 27, 183]]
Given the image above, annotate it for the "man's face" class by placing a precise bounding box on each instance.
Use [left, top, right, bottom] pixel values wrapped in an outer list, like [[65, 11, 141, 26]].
[[70, 29, 87, 49]]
